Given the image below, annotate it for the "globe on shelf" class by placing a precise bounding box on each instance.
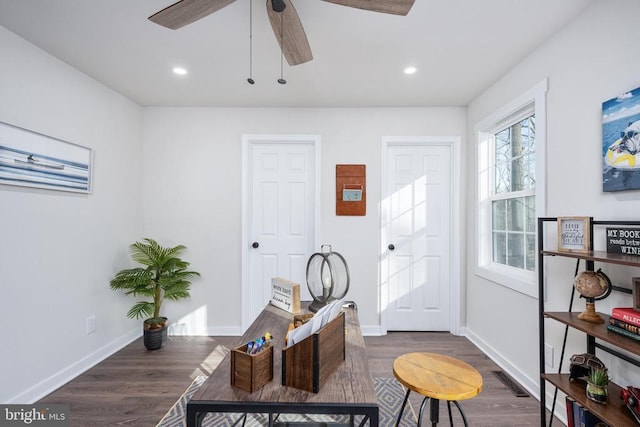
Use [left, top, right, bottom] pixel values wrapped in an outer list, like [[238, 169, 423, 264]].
[[574, 269, 612, 323], [306, 245, 350, 312]]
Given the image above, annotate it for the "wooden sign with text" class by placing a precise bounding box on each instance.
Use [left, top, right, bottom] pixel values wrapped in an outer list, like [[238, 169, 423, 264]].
[[607, 227, 640, 256], [271, 277, 301, 314]]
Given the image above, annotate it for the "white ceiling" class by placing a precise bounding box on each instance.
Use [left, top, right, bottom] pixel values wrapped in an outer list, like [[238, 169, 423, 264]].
[[0, 0, 593, 107]]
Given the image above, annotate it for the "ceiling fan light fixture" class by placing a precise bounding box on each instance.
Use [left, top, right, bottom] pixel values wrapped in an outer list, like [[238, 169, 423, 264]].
[[172, 67, 188, 75], [403, 66, 417, 75]]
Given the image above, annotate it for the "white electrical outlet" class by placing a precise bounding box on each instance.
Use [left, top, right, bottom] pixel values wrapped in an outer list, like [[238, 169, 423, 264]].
[[86, 315, 96, 334], [544, 343, 554, 368]]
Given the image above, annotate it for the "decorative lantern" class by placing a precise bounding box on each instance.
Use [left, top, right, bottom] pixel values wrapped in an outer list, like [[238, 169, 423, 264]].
[[306, 245, 350, 312]]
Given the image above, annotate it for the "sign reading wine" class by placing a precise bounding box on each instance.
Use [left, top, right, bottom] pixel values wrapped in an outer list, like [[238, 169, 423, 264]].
[[607, 227, 640, 256]]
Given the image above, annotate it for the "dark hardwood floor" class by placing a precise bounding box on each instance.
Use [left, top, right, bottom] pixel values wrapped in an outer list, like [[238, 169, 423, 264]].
[[38, 332, 556, 426]]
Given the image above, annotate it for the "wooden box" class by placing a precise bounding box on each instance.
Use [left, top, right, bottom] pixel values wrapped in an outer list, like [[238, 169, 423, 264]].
[[281, 311, 345, 393], [230, 343, 274, 393]]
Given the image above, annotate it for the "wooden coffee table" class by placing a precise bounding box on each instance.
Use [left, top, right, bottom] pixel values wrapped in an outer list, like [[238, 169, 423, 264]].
[[392, 352, 482, 426], [186, 303, 379, 426]]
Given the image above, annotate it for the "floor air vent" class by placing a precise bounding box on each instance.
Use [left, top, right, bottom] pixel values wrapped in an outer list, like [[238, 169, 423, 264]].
[[492, 371, 529, 397]]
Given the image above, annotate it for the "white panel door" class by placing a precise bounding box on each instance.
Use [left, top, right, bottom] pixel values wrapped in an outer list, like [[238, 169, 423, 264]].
[[384, 144, 452, 331], [248, 142, 315, 323]]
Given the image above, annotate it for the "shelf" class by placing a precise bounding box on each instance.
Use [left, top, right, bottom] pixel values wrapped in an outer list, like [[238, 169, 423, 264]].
[[541, 250, 640, 267], [538, 218, 640, 427], [542, 373, 637, 427], [544, 312, 640, 355]]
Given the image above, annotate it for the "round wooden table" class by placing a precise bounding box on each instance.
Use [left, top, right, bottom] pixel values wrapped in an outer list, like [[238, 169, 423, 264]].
[[393, 352, 483, 426]]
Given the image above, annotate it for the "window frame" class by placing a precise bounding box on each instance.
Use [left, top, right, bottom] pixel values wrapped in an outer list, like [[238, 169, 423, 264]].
[[474, 79, 548, 298]]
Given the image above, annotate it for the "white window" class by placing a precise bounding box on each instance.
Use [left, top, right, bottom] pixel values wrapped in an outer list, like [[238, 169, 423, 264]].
[[475, 79, 547, 297]]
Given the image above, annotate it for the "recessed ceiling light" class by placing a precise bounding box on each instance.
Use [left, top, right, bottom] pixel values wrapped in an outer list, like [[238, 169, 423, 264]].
[[172, 67, 188, 76], [404, 66, 417, 75]]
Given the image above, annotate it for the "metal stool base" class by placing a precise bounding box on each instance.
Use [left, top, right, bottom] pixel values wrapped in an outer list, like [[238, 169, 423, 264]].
[[394, 389, 469, 427]]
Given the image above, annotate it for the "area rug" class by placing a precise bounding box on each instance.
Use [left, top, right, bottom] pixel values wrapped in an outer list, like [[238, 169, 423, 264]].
[[157, 376, 416, 426]]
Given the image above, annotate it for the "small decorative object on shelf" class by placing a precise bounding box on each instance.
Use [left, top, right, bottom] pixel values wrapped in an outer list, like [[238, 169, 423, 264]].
[[574, 269, 612, 323], [620, 386, 640, 424], [569, 353, 606, 382], [586, 368, 609, 404], [306, 245, 350, 312], [558, 216, 591, 253]]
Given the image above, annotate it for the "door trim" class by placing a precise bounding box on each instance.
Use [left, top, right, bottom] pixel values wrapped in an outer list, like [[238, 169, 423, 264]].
[[241, 134, 321, 332], [380, 136, 462, 335]]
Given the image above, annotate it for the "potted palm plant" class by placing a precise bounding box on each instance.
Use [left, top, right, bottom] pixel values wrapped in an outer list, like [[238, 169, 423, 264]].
[[109, 238, 200, 350]]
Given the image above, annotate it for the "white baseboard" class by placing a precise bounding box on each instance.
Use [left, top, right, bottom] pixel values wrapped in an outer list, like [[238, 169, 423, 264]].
[[464, 328, 540, 399], [464, 327, 569, 425], [9, 328, 140, 404], [360, 325, 383, 336]]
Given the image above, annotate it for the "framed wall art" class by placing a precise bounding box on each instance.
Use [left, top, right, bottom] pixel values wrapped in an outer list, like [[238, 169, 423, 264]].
[[557, 216, 591, 253], [602, 85, 640, 192], [0, 121, 92, 193]]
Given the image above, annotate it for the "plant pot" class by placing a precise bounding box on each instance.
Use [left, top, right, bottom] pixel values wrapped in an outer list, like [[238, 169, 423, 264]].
[[143, 317, 168, 351], [586, 381, 608, 404]]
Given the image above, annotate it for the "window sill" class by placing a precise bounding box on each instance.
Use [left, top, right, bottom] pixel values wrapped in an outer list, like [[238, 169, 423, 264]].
[[475, 264, 537, 298]]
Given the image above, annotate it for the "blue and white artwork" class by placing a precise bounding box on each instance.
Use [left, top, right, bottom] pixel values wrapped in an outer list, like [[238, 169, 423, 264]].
[[0, 121, 92, 193], [603, 86, 640, 192]]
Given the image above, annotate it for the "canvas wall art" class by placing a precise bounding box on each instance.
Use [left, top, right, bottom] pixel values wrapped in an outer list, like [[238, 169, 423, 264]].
[[0, 121, 92, 193], [603, 85, 640, 192]]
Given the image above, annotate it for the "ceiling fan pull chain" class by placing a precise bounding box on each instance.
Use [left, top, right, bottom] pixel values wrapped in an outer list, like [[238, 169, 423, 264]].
[[247, 0, 255, 84], [278, 12, 286, 84]]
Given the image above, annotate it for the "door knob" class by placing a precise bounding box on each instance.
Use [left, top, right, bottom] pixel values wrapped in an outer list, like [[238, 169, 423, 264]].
[[388, 244, 395, 251], [252, 242, 259, 249]]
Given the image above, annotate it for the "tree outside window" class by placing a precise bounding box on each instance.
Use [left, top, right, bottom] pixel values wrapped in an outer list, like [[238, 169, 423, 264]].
[[491, 116, 536, 271]]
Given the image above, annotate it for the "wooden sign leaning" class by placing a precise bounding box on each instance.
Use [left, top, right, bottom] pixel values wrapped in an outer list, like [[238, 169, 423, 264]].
[[270, 277, 301, 314]]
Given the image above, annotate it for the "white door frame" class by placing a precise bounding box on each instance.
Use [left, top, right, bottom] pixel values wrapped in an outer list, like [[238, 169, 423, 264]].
[[380, 136, 463, 335], [241, 134, 321, 332]]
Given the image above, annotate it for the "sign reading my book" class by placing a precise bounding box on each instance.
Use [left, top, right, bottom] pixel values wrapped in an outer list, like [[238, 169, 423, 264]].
[[607, 227, 640, 256], [270, 277, 301, 314]]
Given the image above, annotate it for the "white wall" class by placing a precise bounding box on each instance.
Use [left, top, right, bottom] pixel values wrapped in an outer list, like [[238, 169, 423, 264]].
[[0, 26, 144, 403], [142, 107, 467, 332], [466, 0, 640, 414]]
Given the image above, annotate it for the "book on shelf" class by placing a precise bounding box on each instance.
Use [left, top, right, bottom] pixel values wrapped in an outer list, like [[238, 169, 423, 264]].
[[567, 399, 609, 427], [583, 408, 608, 427], [611, 307, 640, 327], [565, 396, 575, 427], [607, 324, 640, 342], [574, 400, 582, 427], [609, 316, 640, 334]]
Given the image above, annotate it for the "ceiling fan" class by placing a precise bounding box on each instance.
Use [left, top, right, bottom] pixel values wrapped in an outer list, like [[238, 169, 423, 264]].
[[148, 0, 415, 66]]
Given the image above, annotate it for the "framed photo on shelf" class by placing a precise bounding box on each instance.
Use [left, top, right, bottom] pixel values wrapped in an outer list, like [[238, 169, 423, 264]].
[[557, 216, 591, 253]]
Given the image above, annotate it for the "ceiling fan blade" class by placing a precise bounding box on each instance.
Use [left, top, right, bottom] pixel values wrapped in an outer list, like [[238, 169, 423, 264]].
[[321, 0, 415, 16], [149, 0, 237, 30], [266, 0, 313, 66]]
